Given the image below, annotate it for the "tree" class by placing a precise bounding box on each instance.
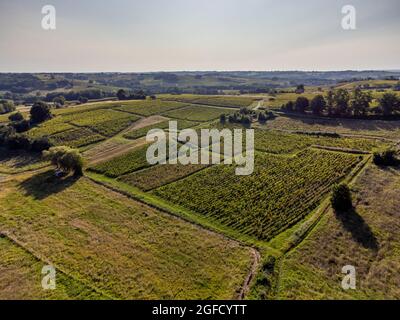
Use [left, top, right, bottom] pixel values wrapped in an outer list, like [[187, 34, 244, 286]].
[[258, 112, 267, 124], [379, 93, 399, 116], [6, 134, 31, 150], [53, 95, 66, 106], [373, 149, 398, 166], [295, 97, 309, 113], [0, 100, 15, 114], [350, 88, 372, 116], [31, 137, 52, 152], [333, 89, 350, 116], [11, 119, 31, 133], [282, 101, 294, 112], [44, 146, 84, 176], [117, 89, 127, 101], [30, 101, 52, 124], [8, 112, 24, 122], [310, 95, 326, 115], [331, 183, 352, 211], [295, 84, 305, 94], [326, 90, 335, 115]]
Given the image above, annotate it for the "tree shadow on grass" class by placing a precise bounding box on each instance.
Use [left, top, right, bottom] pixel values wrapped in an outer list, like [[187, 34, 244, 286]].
[[334, 208, 379, 251], [19, 170, 80, 200]]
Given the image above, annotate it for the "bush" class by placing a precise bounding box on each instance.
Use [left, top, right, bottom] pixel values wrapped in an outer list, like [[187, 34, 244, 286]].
[[11, 119, 31, 133], [373, 149, 398, 166], [31, 137, 52, 152], [0, 100, 16, 114], [331, 183, 353, 211], [219, 114, 226, 124], [30, 101, 52, 124], [6, 134, 31, 150], [8, 112, 24, 122]]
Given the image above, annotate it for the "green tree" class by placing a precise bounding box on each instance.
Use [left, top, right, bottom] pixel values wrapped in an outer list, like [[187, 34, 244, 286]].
[[310, 95, 326, 115], [44, 146, 84, 176], [117, 89, 127, 100], [331, 183, 353, 211], [350, 88, 372, 116], [30, 101, 52, 124], [333, 89, 350, 116], [8, 112, 24, 122], [379, 92, 399, 116], [294, 97, 309, 113]]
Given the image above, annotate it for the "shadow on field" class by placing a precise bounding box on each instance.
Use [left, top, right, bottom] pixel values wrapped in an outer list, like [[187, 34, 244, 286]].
[[335, 208, 379, 251], [20, 170, 80, 200]]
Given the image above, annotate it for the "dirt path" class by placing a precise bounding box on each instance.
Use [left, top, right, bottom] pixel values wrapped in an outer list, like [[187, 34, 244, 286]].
[[236, 248, 261, 300], [84, 137, 148, 166]]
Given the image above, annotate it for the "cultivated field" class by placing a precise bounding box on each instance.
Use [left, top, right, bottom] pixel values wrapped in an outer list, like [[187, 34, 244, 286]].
[[1, 91, 399, 300]]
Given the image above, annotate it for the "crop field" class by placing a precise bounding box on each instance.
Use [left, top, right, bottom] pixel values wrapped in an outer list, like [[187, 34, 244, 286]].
[[266, 115, 400, 140], [0, 172, 252, 299], [160, 94, 257, 108], [162, 105, 234, 122], [48, 127, 105, 148], [27, 122, 74, 139], [88, 117, 140, 137], [123, 119, 198, 140], [0, 149, 46, 174], [89, 144, 155, 177], [153, 149, 362, 241], [254, 129, 388, 154], [118, 163, 209, 191], [115, 100, 189, 116]]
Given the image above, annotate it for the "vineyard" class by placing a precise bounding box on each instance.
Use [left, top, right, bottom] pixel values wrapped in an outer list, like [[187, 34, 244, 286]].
[[115, 100, 189, 116], [153, 149, 363, 241], [89, 144, 155, 177], [254, 129, 388, 154], [123, 119, 198, 140], [119, 163, 209, 191], [162, 105, 235, 122], [48, 127, 105, 148], [160, 94, 257, 108]]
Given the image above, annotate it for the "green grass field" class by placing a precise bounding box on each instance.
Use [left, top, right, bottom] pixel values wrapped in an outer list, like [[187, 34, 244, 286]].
[[0, 172, 253, 299], [160, 94, 257, 108]]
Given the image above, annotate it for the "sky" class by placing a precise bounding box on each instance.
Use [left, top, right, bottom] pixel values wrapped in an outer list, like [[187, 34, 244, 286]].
[[0, 0, 399, 72]]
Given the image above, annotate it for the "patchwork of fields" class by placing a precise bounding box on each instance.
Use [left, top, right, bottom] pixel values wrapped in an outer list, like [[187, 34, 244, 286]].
[[1, 93, 398, 300]]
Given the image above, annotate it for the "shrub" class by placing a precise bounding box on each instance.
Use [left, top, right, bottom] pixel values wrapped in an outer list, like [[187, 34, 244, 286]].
[[373, 149, 398, 166], [6, 134, 31, 150], [331, 183, 352, 211], [8, 112, 24, 122], [11, 119, 31, 133], [0, 100, 16, 114], [219, 114, 226, 124], [31, 137, 52, 152], [30, 101, 52, 124]]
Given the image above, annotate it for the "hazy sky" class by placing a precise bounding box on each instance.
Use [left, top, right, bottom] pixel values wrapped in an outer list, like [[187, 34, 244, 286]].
[[0, 0, 399, 72]]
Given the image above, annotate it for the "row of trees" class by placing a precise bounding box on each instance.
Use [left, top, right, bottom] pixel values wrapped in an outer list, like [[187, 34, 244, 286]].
[[219, 108, 275, 126], [282, 89, 400, 117], [0, 100, 16, 114], [116, 89, 147, 101]]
